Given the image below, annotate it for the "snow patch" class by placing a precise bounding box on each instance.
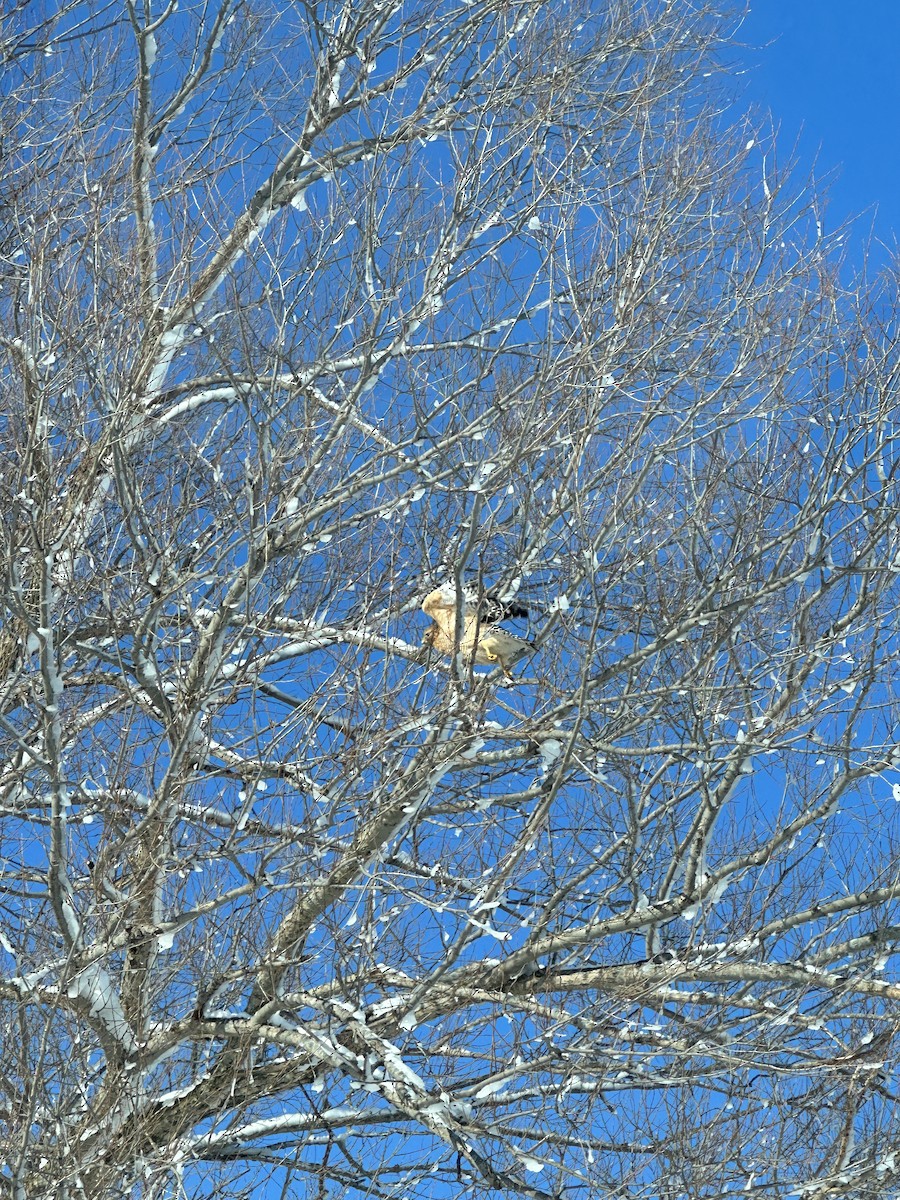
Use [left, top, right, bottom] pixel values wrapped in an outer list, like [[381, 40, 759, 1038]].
[[538, 739, 562, 771]]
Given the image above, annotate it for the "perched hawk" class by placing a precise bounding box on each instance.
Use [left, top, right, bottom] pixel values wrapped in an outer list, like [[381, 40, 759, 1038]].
[[421, 583, 535, 678]]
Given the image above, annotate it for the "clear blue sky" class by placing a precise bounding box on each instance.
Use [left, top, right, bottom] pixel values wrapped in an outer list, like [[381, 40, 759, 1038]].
[[736, 0, 900, 270]]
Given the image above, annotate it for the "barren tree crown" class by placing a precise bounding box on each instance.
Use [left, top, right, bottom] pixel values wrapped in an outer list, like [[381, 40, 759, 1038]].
[[2, 1, 900, 1197]]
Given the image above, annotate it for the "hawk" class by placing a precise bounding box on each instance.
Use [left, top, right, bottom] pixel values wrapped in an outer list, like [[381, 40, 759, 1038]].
[[421, 583, 535, 678]]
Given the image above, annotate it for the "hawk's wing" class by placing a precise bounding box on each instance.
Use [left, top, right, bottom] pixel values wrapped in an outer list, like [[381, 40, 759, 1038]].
[[476, 589, 528, 624], [422, 584, 528, 634]]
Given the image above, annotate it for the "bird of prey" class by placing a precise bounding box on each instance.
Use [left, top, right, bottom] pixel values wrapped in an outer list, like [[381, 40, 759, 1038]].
[[421, 583, 535, 678]]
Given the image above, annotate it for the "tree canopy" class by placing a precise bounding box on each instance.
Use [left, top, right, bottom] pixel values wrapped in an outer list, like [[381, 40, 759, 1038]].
[[3, 2, 900, 1198]]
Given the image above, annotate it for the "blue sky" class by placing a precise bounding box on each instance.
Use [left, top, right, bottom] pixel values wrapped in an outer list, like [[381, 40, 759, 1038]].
[[736, 0, 900, 271]]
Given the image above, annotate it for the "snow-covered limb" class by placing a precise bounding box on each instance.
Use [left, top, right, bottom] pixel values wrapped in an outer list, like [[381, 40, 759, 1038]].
[[65, 964, 136, 1061], [189, 1104, 377, 1151], [251, 627, 421, 667], [156, 383, 252, 423]]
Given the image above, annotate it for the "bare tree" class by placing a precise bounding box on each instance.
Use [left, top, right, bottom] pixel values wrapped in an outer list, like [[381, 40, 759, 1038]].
[[3, 1, 900, 1197]]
